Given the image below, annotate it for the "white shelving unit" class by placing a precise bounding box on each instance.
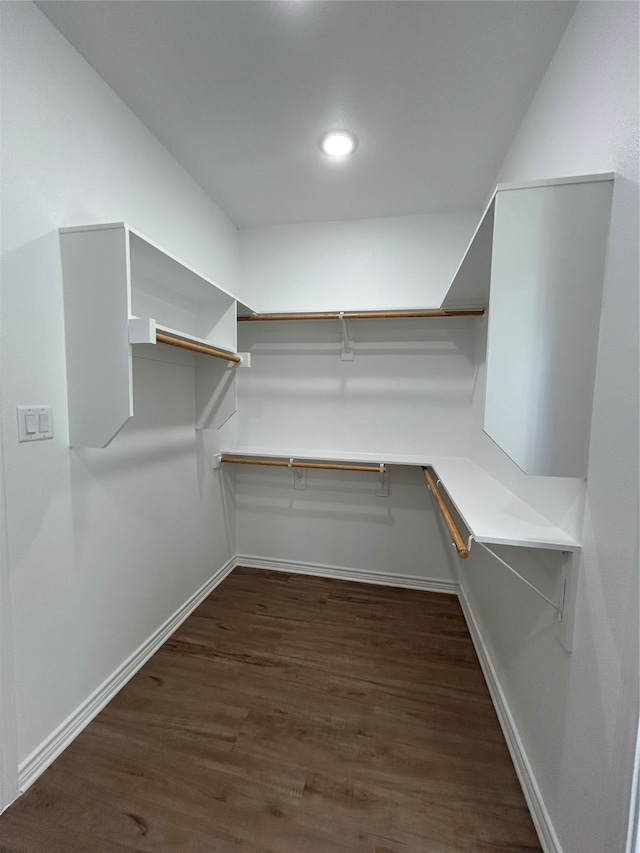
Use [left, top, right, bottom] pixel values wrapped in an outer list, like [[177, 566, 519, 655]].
[[220, 446, 435, 467], [429, 457, 579, 552], [126, 230, 237, 351], [442, 173, 614, 479], [219, 448, 579, 552], [483, 176, 614, 477], [60, 222, 243, 447], [441, 173, 613, 312]]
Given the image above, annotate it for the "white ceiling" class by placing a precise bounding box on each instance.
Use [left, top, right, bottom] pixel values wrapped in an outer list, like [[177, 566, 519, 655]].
[[37, 1, 576, 228]]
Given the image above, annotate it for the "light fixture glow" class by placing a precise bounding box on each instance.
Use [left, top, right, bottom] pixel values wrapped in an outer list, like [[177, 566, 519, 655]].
[[320, 130, 357, 159]]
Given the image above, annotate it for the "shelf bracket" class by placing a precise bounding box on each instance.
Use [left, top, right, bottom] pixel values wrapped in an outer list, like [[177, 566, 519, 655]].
[[555, 550, 580, 652], [376, 463, 389, 497], [339, 312, 354, 361], [128, 316, 156, 344], [289, 458, 307, 490], [476, 541, 563, 619]]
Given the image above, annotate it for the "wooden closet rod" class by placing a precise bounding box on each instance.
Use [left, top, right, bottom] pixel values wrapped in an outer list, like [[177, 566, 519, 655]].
[[156, 332, 242, 363], [220, 456, 386, 474], [239, 309, 484, 322], [422, 467, 470, 559]]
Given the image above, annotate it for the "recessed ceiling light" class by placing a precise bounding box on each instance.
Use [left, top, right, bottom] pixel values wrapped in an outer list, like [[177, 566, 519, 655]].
[[320, 130, 358, 159]]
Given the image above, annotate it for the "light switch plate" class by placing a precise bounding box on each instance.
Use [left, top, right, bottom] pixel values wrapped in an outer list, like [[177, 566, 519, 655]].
[[17, 406, 54, 442]]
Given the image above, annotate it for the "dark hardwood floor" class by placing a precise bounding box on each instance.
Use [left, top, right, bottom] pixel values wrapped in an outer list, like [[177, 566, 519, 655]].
[[0, 568, 541, 852]]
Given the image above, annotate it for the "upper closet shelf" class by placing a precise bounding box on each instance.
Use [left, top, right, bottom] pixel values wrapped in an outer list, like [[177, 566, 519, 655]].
[[238, 309, 483, 321], [219, 446, 445, 467], [220, 448, 579, 552], [441, 172, 614, 310], [59, 222, 243, 447]]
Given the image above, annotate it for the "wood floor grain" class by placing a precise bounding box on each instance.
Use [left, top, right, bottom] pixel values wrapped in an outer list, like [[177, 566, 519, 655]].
[[0, 568, 541, 852]]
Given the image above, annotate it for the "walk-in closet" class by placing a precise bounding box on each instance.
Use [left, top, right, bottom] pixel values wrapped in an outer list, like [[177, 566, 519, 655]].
[[1, 3, 638, 852]]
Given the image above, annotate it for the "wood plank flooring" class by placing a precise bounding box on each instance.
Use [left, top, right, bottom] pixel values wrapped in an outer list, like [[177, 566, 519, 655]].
[[0, 568, 541, 852]]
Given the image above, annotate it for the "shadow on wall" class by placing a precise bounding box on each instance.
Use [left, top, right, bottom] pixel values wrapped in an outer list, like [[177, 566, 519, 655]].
[[0, 231, 73, 568], [232, 466, 394, 526], [238, 316, 479, 362]]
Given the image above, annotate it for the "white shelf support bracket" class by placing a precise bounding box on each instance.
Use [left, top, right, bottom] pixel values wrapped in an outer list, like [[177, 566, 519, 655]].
[[212, 453, 222, 470], [128, 316, 156, 344], [555, 549, 580, 653], [475, 541, 569, 627], [376, 464, 389, 497], [339, 312, 354, 361], [237, 352, 251, 368], [287, 458, 307, 490]]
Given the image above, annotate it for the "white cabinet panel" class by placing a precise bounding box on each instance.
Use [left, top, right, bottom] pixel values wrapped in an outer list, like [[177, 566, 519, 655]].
[[484, 178, 613, 477], [60, 223, 240, 447]]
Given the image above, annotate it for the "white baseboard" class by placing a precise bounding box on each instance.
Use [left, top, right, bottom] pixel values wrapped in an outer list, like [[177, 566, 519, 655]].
[[457, 584, 561, 853], [234, 554, 459, 595], [18, 557, 235, 794]]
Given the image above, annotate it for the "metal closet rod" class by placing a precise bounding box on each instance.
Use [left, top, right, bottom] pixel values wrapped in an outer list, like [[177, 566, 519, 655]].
[[220, 456, 386, 474], [238, 309, 484, 322], [156, 332, 242, 364], [422, 466, 470, 559]]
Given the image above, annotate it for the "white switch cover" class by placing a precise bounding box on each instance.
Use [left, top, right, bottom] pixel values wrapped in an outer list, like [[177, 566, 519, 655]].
[[17, 406, 54, 442]]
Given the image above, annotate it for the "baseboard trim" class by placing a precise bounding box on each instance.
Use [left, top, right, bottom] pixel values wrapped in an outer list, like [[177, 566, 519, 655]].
[[234, 554, 458, 595], [18, 557, 235, 794], [457, 584, 561, 853]]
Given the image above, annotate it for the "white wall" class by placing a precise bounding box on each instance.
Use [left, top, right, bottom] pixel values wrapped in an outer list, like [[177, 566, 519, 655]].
[[235, 464, 457, 588], [234, 315, 478, 586], [240, 212, 477, 312], [236, 316, 479, 458], [0, 1, 239, 799], [461, 3, 639, 851], [2, 4, 637, 850], [235, 213, 479, 584], [235, 216, 480, 584]]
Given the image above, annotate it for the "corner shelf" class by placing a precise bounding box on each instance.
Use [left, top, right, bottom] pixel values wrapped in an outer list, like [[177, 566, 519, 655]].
[[220, 447, 580, 552], [429, 457, 580, 552], [59, 222, 244, 447]]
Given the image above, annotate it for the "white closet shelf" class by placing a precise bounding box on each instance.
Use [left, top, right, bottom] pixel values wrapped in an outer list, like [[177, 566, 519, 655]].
[[129, 320, 240, 357], [237, 308, 484, 321], [429, 457, 580, 552], [60, 221, 240, 303], [220, 446, 439, 467], [60, 222, 242, 446], [220, 449, 580, 552], [441, 172, 614, 310]]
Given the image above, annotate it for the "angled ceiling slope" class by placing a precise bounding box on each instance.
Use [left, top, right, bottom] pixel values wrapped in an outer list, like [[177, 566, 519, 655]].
[[37, 0, 576, 227]]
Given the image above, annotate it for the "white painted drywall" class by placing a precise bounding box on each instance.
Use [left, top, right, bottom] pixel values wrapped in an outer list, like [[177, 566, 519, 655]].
[[234, 213, 480, 588], [0, 394, 19, 810], [462, 3, 639, 851], [0, 1, 239, 797], [235, 464, 457, 588], [236, 316, 478, 458], [234, 312, 477, 584], [239, 213, 477, 312]]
